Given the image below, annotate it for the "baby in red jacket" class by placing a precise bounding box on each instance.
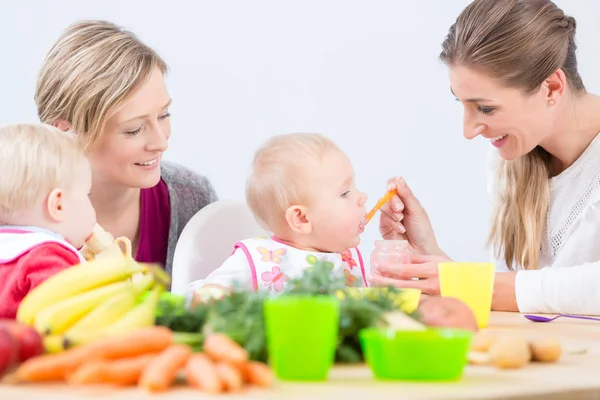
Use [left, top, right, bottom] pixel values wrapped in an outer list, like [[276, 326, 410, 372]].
[[0, 123, 97, 318]]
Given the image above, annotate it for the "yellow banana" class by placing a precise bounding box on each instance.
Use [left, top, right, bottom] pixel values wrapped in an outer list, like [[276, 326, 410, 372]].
[[81, 223, 133, 261], [61, 284, 163, 350], [33, 279, 136, 335], [17, 257, 145, 325], [103, 284, 163, 334], [43, 334, 66, 354], [65, 274, 154, 337], [80, 223, 117, 258]]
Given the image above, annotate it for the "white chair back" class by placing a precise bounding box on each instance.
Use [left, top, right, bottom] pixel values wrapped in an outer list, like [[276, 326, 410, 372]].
[[170, 199, 270, 295]]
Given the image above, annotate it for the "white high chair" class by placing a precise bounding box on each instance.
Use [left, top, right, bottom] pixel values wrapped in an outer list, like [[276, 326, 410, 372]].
[[170, 199, 270, 295]]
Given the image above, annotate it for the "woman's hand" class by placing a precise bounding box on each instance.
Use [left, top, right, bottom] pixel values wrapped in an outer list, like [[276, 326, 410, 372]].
[[371, 253, 520, 312], [369, 254, 451, 296], [379, 177, 445, 257]]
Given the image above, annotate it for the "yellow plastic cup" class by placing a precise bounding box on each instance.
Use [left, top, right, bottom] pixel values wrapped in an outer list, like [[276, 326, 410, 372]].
[[438, 262, 495, 328]]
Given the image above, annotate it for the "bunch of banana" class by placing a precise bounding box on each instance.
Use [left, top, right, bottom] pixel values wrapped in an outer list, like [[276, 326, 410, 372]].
[[16, 256, 170, 354], [80, 223, 133, 261]]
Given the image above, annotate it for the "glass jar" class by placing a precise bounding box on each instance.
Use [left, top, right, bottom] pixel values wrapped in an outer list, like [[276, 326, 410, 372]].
[[370, 240, 411, 270]]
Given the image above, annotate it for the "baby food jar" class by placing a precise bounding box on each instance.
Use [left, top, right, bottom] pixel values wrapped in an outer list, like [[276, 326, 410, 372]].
[[370, 240, 411, 270]]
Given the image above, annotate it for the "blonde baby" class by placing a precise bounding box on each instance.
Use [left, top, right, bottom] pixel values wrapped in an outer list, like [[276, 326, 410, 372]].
[[188, 133, 369, 298], [0, 123, 97, 318]]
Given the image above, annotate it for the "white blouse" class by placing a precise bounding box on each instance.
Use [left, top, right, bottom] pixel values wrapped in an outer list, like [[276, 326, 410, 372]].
[[488, 133, 600, 314]]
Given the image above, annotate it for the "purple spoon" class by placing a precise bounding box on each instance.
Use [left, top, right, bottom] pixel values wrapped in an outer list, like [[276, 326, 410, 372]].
[[524, 314, 600, 323]]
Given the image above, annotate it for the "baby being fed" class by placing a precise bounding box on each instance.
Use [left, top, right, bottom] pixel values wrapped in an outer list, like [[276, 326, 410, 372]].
[[188, 133, 369, 299]]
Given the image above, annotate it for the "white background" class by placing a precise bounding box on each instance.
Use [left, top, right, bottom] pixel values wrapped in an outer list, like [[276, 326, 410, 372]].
[[2, 0, 599, 265]]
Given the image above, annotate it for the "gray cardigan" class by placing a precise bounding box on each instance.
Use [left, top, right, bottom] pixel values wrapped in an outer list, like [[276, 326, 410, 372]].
[[161, 162, 218, 277]]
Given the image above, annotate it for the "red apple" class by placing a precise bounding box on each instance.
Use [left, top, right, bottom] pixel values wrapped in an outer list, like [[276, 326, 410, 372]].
[[0, 326, 18, 377], [0, 319, 44, 362]]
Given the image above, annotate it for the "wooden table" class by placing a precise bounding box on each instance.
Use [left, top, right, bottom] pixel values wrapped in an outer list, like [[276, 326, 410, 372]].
[[2, 312, 600, 400]]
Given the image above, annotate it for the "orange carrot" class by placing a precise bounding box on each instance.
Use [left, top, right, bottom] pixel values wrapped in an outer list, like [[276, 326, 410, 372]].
[[87, 326, 173, 360], [15, 346, 89, 382], [69, 354, 158, 386], [363, 190, 396, 225], [215, 362, 243, 392], [240, 361, 273, 388], [139, 344, 192, 392], [109, 354, 159, 385], [185, 353, 223, 394], [67, 360, 108, 385], [204, 333, 248, 364]]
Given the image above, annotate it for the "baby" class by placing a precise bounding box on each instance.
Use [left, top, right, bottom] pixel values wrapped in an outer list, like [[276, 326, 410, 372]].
[[188, 133, 369, 299], [0, 123, 97, 318]]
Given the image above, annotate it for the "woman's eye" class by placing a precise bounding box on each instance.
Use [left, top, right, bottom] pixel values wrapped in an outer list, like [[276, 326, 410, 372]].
[[125, 126, 142, 135], [159, 112, 171, 120], [477, 106, 495, 115]]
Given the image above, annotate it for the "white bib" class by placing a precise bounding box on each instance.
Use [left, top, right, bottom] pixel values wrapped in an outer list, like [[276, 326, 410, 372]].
[[234, 236, 367, 293]]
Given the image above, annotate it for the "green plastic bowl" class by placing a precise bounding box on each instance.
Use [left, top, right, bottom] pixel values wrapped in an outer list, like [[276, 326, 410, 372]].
[[359, 327, 472, 381]]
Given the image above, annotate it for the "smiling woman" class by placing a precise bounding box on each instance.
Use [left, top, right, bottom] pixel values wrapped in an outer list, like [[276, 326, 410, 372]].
[[34, 21, 218, 277], [373, 0, 600, 316]]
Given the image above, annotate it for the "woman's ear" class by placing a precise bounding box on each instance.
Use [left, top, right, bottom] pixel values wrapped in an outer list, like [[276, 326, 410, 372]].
[[545, 68, 567, 105], [46, 188, 65, 223], [53, 120, 72, 132], [285, 205, 312, 235]]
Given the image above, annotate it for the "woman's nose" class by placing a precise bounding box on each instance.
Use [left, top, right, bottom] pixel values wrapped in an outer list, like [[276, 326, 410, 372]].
[[463, 115, 486, 140], [147, 124, 169, 152]]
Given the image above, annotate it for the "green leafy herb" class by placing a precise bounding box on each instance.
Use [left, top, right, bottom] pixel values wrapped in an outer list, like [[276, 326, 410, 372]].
[[287, 262, 348, 295], [203, 290, 269, 362], [155, 258, 412, 363], [172, 331, 205, 352], [155, 292, 209, 333]]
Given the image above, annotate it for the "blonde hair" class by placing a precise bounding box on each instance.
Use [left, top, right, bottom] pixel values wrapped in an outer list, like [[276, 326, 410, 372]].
[[0, 123, 86, 223], [35, 20, 168, 150], [439, 0, 585, 270], [247, 133, 339, 230]]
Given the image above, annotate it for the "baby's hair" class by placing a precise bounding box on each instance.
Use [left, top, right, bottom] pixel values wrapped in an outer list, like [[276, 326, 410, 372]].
[[0, 123, 87, 223], [246, 133, 340, 230]]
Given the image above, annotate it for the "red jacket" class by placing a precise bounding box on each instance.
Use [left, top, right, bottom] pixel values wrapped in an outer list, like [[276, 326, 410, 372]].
[[0, 229, 82, 319]]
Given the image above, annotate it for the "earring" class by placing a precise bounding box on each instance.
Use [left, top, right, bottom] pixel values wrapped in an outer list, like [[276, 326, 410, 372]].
[[548, 100, 555, 107]]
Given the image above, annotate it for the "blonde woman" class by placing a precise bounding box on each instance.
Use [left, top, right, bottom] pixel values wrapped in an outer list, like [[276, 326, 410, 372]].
[[373, 0, 600, 315], [35, 21, 218, 277]]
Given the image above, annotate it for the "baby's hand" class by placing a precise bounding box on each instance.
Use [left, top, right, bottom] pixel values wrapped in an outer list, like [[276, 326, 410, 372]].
[[191, 284, 230, 308]]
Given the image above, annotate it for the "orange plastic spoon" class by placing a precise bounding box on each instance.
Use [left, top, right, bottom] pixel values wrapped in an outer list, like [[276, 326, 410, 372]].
[[362, 190, 396, 226]]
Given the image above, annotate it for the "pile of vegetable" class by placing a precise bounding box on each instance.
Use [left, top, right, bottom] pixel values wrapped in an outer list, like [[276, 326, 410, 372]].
[[156, 261, 414, 363], [13, 325, 272, 393]]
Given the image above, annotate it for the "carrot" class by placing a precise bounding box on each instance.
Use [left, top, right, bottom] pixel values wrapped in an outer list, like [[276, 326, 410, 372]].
[[239, 361, 273, 388], [67, 360, 108, 385], [15, 327, 171, 383], [69, 354, 158, 386], [109, 354, 159, 385], [15, 346, 88, 382], [204, 333, 248, 364], [215, 361, 243, 392], [185, 353, 223, 394], [139, 344, 192, 392], [87, 326, 173, 360]]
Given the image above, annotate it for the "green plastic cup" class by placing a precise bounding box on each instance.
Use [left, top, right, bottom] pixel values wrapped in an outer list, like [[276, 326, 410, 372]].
[[359, 328, 472, 381], [264, 295, 340, 381]]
